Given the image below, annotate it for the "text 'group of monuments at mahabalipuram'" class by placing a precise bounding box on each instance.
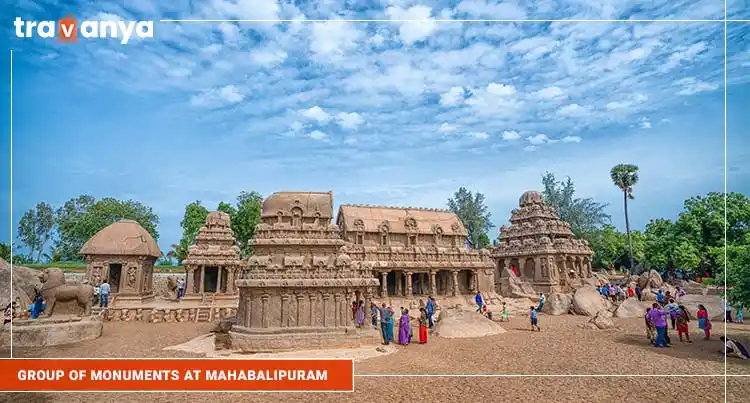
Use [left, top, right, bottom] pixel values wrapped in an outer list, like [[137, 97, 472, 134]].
[[70, 189, 594, 350]]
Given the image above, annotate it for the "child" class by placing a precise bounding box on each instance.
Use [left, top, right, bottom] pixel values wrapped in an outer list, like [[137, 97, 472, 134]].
[[737, 306, 744, 324], [697, 304, 711, 340], [529, 306, 540, 331], [500, 302, 510, 322], [483, 304, 493, 321], [645, 308, 656, 345], [676, 305, 692, 343]]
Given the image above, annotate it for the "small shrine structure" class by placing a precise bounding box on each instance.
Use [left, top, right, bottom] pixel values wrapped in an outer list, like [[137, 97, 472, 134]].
[[337, 205, 495, 298], [80, 219, 161, 303], [491, 190, 594, 294], [181, 211, 243, 304], [230, 191, 380, 351]]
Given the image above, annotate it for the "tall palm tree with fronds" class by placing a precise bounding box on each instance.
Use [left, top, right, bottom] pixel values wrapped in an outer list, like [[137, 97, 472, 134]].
[[610, 164, 640, 273]]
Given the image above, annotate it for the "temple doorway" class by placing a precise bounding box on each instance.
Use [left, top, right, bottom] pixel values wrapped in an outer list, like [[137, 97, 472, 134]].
[[219, 268, 229, 293], [107, 263, 122, 293], [411, 273, 428, 295], [458, 270, 472, 294], [204, 266, 219, 293], [523, 258, 535, 279], [386, 271, 397, 296]]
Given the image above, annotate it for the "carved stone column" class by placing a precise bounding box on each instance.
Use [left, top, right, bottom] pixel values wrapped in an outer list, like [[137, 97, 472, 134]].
[[296, 294, 304, 327], [471, 270, 478, 292], [363, 291, 372, 324], [261, 294, 269, 328], [226, 269, 235, 294], [380, 272, 388, 298], [216, 268, 223, 294], [281, 294, 289, 327], [333, 293, 341, 327], [185, 268, 194, 295], [429, 271, 437, 297], [405, 271, 413, 296], [199, 266, 206, 294], [323, 294, 331, 327], [451, 270, 459, 296]]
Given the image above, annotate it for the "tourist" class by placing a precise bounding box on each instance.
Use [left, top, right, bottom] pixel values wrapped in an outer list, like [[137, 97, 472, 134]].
[[500, 302, 510, 322], [697, 304, 712, 340], [665, 299, 680, 330], [398, 309, 410, 345], [352, 301, 358, 321], [483, 304, 493, 321], [608, 285, 617, 302], [93, 282, 100, 306], [28, 290, 45, 319], [676, 286, 686, 301], [647, 303, 670, 348], [529, 305, 540, 332], [596, 285, 601, 295], [99, 280, 111, 308], [635, 285, 643, 301], [676, 305, 692, 343], [601, 283, 610, 297], [475, 292, 484, 313], [617, 285, 626, 301], [177, 278, 185, 300], [645, 308, 656, 345], [627, 286, 635, 299], [418, 308, 428, 344], [652, 289, 665, 306], [737, 306, 744, 324], [720, 336, 750, 360], [425, 296, 435, 328], [723, 299, 733, 323], [378, 303, 394, 345], [370, 302, 379, 329], [537, 293, 546, 312], [355, 300, 365, 328]]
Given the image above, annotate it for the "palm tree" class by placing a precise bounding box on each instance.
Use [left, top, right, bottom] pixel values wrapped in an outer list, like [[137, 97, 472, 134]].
[[610, 164, 640, 274]]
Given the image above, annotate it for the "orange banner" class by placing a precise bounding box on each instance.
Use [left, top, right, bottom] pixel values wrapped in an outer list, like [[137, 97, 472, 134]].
[[0, 359, 353, 392]]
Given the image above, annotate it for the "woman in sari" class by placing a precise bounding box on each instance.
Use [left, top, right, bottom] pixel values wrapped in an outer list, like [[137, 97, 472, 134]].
[[721, 336, 750, 359], [398, 309, 410, 345], [418, 308, 428, 344], [645, 308, 656, 345], [355, 300, 365, 328], [697, 304, 711, 340]]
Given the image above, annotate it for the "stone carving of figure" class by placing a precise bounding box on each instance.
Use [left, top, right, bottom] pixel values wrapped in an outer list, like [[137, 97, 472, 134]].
[[126, 267, 137, 289]]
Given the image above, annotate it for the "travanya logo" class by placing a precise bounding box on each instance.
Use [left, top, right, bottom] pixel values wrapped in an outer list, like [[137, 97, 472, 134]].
[[14, 15, 153, 45]]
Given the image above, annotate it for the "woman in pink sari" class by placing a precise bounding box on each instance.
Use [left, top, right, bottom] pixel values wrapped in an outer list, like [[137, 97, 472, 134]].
[[355, 300, 365, 327], [398, 309, 411, 345]]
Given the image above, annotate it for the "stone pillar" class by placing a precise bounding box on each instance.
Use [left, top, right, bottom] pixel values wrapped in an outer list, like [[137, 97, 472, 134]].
[[430, 271, 437, 296], [534, 257, 541, 281], [226, 269, 235, 294], [281, 294, 289, 327], [471, 270, 478, 292], [185, 268, 194, 295], [261, 294, 269, 328], [363, 291, 372, 324], [405, 271, 413, 296], [323, 294, 331, 327], [296, 294, 304, 327], [380, 272, 388, 298], [199, 266, 206, 294], [451, 270, 459, 296], [216, 268, 223, 294], [395, 272, 402, 296], [333, 293, 341, 327]]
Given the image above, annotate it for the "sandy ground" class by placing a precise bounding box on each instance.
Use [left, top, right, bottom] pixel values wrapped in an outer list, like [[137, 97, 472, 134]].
[[3, 315, 750, 402]]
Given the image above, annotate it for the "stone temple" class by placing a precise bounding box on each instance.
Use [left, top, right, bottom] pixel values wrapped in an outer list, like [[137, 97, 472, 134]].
[[491, 190, 594, 295], [230, 192, 380, 351]]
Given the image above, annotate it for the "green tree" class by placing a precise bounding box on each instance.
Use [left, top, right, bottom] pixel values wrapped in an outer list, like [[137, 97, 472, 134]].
[[17, 202, 55, 263], [53, 196, 159, 261], [643, 218, 679, 270], [541, 172, 611, 237], [0, 242, 10, 261], [610, 163, 640, 273], [231, 191, 263, 256], [217, 201, 237, 217], [447, 187, 492, 249], [176, 201, 210, 263], [587, 225, 627, 269], [673, 240, 702, 273]]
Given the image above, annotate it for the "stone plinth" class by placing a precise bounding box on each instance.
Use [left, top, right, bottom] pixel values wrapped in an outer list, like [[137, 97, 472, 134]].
[[11, 316, 103, 348], [228, 327, 380, 352]]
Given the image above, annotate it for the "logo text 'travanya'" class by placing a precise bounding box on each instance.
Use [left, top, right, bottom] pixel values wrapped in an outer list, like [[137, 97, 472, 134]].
[[14, 16, 154, 45]]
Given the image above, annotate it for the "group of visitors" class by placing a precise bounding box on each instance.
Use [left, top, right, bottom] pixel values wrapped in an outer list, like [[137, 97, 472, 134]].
[[371, 296, 437, 346], [723, 299, 744, 323], [93, 280, 111, 308]]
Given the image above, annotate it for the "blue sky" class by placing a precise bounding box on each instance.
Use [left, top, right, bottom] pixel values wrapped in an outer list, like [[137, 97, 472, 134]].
[[1, 1, 749, 255]]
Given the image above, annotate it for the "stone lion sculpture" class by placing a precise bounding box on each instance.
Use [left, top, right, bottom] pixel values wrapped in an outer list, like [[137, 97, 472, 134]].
[[38, 268, 94, 317]]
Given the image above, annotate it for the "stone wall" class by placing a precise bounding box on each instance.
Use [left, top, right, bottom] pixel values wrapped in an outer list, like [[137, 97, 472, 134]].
[[66, 273, 186, 299], [102, 306, 236, 323]]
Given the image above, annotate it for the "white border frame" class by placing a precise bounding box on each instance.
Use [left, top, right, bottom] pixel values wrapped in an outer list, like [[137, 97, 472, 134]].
[[5, 2, 746, 396]]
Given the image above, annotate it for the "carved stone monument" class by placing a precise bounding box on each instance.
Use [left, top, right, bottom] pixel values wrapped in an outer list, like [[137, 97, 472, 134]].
[[491, 190, 594, 294], [182, 211, 242, 303], [80, 219, 161, 303], [229, 191, 380, 352]]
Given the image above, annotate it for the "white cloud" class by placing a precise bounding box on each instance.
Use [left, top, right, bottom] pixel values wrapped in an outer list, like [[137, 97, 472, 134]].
[[502, 130, 521, 140], [527, 134, 551, 145], [300, 106, 330, 123], [533, 86, 564, 100], [675, 77, 719, 95], [469, 131, 490, 140], [440, 86, 465, 106], [336, 112, 364, 129], [190, 85, 244, 108], [557, 103, 590, 117], [440, 123, 458, 133], [308, 130, 327, 140], [310, 20, 362, 59], [456, 0, 527, 19], [466, 82, 522, 116], [639, 118, 652, 129], [251, 46, 288, 66], [561, 136, 582, 143], [660, 42, 708, 72], [386, 5, 437, 45], [524, 145, 538, 152]]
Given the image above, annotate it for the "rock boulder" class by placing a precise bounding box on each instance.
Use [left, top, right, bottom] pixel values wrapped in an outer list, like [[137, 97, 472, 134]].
[[614, 298, 645, 318], [571, 286, 611, 316], [0, 258, 42, 310], [638, 270, 664, 290], [542, 293, 572, 316], [581, 310, 615, 330]]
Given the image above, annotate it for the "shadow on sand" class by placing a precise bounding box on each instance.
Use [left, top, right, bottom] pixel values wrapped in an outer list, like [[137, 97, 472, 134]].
[[615, 332, 750, 370]]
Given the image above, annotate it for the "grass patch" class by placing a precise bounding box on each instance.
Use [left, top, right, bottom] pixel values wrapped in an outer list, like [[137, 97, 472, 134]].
[[22, 262, 185, 274]]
